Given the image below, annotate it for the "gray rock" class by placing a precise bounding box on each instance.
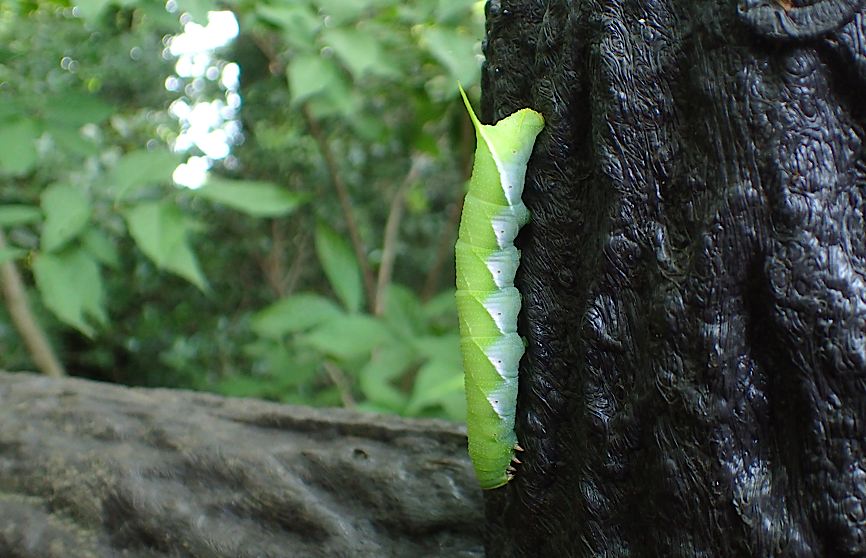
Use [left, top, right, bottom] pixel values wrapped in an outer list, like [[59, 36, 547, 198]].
[[0, 371, 484, 557]]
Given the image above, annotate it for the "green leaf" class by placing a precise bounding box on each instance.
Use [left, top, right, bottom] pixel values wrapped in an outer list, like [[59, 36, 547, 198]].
[[135, 3, 183, 29], [287, 55, 345, 105], [359, 346, 414, 410], [439, 388, 468, 421], [315, 222, 363, 313], [81, 228, 120, 269], [43, 93, 113, 127], [242, 342, 322, 391], [0, 205, 41, 227], [256, 4, 320, 51], [175, 0, 212, 23], [271, 347, 321, 388], [301, 314, 390, 360], [47, 126, 100, 158], [106, 149, 179, 199], [193, 177, 307, 217], [0, 118, 39, 176], [286, 56, 356, 117], [32, 248, 107, 337], [379, 284, 423, 338], [124, 201, 208, 290], [395, 4, 434, 25], [405, 357, 464, 415], [0, 247, 25, 265], [316, 0, 369, 24], [435, 0, 478, 24], [423, 289, 457, 322], [349, 113, 388, 142], [0, 100, 25, 123], [418, 27, 480, 85], [75, 0, 112, 22], [40, 184, 91, 252], [306, 87, 359, 119], [322, 28, 394, 79], [413, 334, 461, 365], [213, 372, 279, 399], [251, 293, 343, 339]]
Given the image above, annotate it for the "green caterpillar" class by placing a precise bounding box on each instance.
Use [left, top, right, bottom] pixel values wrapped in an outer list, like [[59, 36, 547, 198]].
[[455, 86, 544, 489]]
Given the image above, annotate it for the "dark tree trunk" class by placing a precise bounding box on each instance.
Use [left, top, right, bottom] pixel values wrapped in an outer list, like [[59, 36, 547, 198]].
[[0, 372, 483, 557], [482, 0, 866, 556]]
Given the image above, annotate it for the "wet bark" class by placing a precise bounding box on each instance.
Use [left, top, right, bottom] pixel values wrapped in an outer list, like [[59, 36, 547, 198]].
[[482, 0, 866, 556], [0, 372, 483, 557]]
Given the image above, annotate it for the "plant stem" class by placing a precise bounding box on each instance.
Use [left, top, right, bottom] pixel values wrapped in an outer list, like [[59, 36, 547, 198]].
[[283, 227, 310, 296], [259, 220, 288, 297], [323, 361, 356, 409], [0, 230, 65, 378], [374, 158, 423, 316], [302, 106, 377, 311]]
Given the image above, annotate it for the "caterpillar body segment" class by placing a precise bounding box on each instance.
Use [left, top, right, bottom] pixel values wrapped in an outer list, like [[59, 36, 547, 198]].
[[455, 85, 543, 489]]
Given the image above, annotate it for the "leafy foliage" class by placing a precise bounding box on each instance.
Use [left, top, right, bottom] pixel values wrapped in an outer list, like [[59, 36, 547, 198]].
[[193, 177, 307, 217], [0, 0, 483, 421]]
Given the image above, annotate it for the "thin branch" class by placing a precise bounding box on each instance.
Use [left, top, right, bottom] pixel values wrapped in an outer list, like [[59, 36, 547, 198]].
[[0, 230, 65, 378], [374, 158, 423, 316], [258, 220, 288, 297], [249, 32, 285, 75], [246, 32, 374, 305], [283, 228, 310, 296], [302, 106, 377, 309], [323, 361, 356, 409]]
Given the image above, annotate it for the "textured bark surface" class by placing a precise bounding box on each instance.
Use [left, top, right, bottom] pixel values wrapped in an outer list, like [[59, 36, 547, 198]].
[[482, 0, 866, 556], [0, 372, 483, 557]]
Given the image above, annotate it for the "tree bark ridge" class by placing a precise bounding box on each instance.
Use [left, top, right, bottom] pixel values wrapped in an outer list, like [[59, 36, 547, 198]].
[[482, 1, 866, 556]]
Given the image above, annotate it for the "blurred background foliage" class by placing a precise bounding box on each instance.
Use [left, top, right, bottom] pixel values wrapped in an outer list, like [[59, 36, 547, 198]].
[[0, 0, 483, 420]]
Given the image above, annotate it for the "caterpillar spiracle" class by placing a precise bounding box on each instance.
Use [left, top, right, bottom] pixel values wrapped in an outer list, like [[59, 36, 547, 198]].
[[455, 86, 544, 489]]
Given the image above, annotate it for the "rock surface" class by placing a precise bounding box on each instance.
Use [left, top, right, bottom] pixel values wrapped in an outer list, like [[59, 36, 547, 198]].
[[0, 371, 484, 557]]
